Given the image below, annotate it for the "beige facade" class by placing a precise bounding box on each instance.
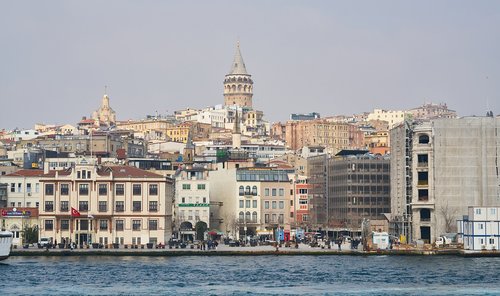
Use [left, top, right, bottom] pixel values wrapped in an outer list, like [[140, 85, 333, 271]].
[[38, 164, 172, 247], [285, 120, 351, 154], [116, 119, 174, 140], [92, 94, 116, 126]]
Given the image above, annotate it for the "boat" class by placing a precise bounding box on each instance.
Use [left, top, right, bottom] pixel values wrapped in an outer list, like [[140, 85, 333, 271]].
[[0, 230, 13, 261]]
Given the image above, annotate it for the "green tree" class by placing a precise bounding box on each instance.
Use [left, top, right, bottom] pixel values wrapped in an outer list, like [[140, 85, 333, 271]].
[[195, 221, 208, 241], [23, 225, 39, 244]]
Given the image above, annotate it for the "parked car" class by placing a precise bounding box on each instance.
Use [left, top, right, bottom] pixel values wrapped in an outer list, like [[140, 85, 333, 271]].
[[38, 237, 51, 249]]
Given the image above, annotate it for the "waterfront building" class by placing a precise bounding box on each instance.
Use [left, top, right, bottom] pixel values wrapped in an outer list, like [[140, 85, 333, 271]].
[[293, 177, 312, 227], [174, 167, 210, 241], [0, 169, 44, 208], [390, 117, 500, 244], [0, 206, 39, 247], [38, 161, 172, 247], [458, 206, 500, 251], [328, 152, 391, 232]]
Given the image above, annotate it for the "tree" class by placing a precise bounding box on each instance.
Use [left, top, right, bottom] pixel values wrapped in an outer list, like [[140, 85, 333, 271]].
[[195, 221, 208, 241], [23, 224, 38, 244], [440, 202, 458, 233]]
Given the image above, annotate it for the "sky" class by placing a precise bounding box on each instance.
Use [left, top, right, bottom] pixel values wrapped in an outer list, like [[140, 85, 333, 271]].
[[1, 1, 499, 130]]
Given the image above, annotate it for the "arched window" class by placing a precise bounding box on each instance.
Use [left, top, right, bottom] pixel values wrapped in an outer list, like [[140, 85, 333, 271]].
[[245, 186, 251, 195], [245, 211, 251, 221], [419, 134, 429, 144], [252, 211, 257, 222], [252, 186, 258, 196], [239, 211, 244, 222], [239, 186, 244, 196]]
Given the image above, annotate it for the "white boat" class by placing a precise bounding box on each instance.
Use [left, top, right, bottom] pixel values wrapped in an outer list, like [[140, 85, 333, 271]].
[[0, 230, 13, 261]]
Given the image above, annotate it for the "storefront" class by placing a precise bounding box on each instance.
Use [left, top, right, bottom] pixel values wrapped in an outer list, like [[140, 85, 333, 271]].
[[0, 207, 39, 247]]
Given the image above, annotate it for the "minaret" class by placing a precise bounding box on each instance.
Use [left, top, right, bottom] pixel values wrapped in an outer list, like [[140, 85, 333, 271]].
[[224, 41, 253, 108], [183, 127, 195, 166], [232, 107, 242, 149]]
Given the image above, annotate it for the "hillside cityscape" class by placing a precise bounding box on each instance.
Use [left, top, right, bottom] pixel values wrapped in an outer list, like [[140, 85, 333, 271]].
[[1, 42, 499, 253]]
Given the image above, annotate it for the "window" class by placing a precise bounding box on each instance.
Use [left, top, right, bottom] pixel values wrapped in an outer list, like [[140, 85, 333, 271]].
[[265, 188, 269, 196], [133, 220, 141, 231], [239, 186, 244, 196], [60, 184, 69, 195], [99, 201, 107, 212], [245, 211, 251, 221], [60, 201, 69, 212], [99, 220, 108, 231], [115, 201, 124, 212], [197, 184, 206, 190], [490, 238, 495, 244], [17, 183, 22, 193], [272, 189, 277, 196], [479, 223, 484, 230], [272, 201, 277, 209], [272, 214, 277, 222], [27, 183, 32, 193], [79, 201, 89, 212], [133, 201, 142, 212], [245, 186, 251, 195], [239, 200, 244, 208], [45, 184, 54, 195], [149, 201, 158, 212], [246, 200, 251, 208], [252, 200, 257, 208], [35, 183, 39, 193], [265, 214, 270, 223], [98, 184, 108, 195], [149, 219, 158, 230], [149, 184, 158, 195], [45, 201, 54, 212], [252, 212, 257, 222], [265, 201, 269, 209], [476, 209, 481, 215], [61, 219, 69, 230], [116, 220, 124, 231], [10, 183, 15, 193], [45, 220, 53, 231], [182, 184, 191, 190], [418, 134, 430, 144], [279, 188, 284, 196], [279, 214, 284, 223], [133, 184, 142, 195], [252, 186, 257, 196], [279, 201, 284, 209], [239, 211, 244, 221], [115, 184, 124, 196], [79, 184, 89, 195], [491, 209, 496, 215]]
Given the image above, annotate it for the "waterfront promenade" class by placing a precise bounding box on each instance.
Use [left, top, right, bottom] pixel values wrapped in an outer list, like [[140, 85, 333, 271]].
[[9, 243, 499, 257]]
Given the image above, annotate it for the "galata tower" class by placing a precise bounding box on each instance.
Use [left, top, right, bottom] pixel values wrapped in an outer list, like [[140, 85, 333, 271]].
[[223, 42, 253, 108]]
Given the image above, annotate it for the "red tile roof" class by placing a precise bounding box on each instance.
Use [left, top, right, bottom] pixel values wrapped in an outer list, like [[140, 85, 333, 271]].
[[103, 165, 163, 178], [4, 169, 45, 177]]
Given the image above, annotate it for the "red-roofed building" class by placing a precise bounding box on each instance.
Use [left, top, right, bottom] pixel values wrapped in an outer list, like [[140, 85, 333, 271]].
[[39, 164, 173, 248]]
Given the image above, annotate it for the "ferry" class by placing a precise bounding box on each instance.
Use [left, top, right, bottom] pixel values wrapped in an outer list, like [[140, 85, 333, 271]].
[[0, 230, 13, 261]]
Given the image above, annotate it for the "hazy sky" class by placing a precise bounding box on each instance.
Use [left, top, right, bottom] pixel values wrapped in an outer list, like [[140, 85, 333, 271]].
[[1, 1, 499, 130]]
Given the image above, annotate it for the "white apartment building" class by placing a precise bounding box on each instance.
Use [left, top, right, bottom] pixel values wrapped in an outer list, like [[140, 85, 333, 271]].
[[39, 164, 172, 247], [367, 109, 407, 129], [0, 169, 44, 208], [458, 207, 500, 251], [175, 168, 210, 241]]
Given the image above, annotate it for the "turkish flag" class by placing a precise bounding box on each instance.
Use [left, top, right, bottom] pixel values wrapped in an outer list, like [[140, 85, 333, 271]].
[[71, 207, 81, 217]]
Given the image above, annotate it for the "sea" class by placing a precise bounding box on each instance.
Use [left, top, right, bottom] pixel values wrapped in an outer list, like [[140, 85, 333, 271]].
[[1, 255, 499, 295]]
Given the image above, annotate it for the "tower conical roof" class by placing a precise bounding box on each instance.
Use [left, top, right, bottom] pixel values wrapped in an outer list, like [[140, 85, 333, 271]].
[[229, 41, 248, 75]]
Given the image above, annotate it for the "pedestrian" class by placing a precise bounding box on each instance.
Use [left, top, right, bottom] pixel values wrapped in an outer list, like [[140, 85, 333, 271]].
[[337, 238, 342, 251]]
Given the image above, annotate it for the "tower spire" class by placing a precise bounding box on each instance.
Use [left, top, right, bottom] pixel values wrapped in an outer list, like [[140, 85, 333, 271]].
[[230, 41, 248, 75]]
